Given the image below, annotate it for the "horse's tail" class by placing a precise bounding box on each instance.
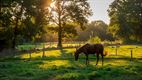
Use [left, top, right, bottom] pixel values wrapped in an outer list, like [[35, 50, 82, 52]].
[[103, 51, 108, 56]]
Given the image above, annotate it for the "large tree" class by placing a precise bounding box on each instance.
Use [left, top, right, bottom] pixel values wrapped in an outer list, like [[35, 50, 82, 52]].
[[48, 0, 92, 48], [0, 0, 14, 50], [108, 0, 142, 43], [0, 0, 51, 50], [22, 0, 51, 42], [0, 0, 24, 49]]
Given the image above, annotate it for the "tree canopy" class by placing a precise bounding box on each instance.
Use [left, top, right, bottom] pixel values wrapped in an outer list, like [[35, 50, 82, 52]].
[[48, 0, 92, 48], [0, 0, 51, 49], [108, 0, 142, 43], [0, 0, 92, 49]]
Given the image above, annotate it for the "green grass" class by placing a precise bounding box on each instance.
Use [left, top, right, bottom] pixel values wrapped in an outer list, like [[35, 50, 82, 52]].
[[0, 45, 142, 80]]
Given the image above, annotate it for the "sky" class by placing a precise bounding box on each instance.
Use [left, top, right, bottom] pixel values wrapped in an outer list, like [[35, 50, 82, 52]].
[[88, 0, 114, 24]]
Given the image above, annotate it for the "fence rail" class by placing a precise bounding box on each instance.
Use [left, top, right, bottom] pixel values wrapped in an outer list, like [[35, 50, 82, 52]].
[[15, 42, 142, 61], [17, 41, 86, 50]]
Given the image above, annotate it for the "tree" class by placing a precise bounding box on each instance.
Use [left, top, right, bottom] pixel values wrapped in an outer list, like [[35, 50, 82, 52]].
[[0, 0, 52, 50], [88, 36, 101, 44], [108, 0, 142, 43], [22, 0, 51, 42], [48, 22, 78, 42], [0, 0, 24, 49], [48, 0, 92, 48]]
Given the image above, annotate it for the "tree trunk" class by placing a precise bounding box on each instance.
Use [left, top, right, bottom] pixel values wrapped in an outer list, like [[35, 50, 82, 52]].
[[42, 43, 45, 58], [12, 35, 16, 49], [57, 3, 62, 48], [57, 24, 62, 48], [12, 1, 23, 49], [12, 17, 18, 49]]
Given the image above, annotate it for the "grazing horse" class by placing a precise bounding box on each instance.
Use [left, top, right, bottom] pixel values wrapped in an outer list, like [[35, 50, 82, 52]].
[[74, 43, 107, 65]]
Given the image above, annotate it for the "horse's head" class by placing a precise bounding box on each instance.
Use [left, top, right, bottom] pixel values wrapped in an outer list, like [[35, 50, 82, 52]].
[[74, 48, 81, 61]]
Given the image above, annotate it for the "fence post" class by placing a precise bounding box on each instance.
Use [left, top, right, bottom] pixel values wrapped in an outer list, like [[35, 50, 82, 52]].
[[116, 47, 117, 56], [130, 49, 133, 61], [50, 42, 52, 48], [42, 43, 45, 58], [67, 42, 69, 47], [29, 48, 32, 60]]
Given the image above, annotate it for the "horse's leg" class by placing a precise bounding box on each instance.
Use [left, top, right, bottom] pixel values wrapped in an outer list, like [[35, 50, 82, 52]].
[[101, 53, 104, 66], [96, 53, 99, 65], [87, 55, 89, 64], [86, 54, 89, 65]]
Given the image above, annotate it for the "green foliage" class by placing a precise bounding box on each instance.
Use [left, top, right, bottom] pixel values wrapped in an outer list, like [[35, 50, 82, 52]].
[[48, 0, 92, 47], [108, 0, 142, 43], [0, 0, 93, 49], [48, 23, 78, 38], [0, 0, 51, 49]]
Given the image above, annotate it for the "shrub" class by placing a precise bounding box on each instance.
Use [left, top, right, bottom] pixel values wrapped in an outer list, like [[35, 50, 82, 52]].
[[88, 36, 101, 44]]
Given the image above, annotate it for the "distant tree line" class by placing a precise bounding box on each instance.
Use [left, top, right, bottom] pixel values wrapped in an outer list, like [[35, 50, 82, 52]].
[[76, 20, 114, 41]]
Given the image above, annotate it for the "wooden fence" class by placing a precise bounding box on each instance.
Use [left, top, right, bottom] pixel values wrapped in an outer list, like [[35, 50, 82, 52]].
[[17, 42, 142, 61]]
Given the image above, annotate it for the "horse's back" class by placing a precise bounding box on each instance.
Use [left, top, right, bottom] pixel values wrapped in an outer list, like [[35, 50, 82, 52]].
[[94, 44, 104, 49], [87, 44, 104, 54], [94, 44, 104, 53], [78, 43, 104, 54]]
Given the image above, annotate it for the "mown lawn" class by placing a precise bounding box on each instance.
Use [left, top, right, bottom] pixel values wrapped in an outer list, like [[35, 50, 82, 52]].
[[0, 45, 142, 80]]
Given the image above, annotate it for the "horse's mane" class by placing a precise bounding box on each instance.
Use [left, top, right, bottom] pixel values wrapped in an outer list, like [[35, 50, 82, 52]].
[[78, 43, 90, 50], [80, 43, 90, 48]]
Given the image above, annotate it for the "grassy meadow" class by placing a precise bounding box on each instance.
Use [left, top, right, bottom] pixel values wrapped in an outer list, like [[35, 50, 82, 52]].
[[0, 45, 142, 80]]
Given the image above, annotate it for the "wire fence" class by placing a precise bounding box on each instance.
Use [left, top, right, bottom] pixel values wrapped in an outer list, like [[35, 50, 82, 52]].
[[17, 41, 86, 50], [16, 42, 142, 61], [105, 45, 142, 60]]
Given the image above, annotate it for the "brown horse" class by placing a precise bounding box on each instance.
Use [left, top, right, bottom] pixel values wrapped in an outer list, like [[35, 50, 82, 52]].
[[74, 43, 107, 65]]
